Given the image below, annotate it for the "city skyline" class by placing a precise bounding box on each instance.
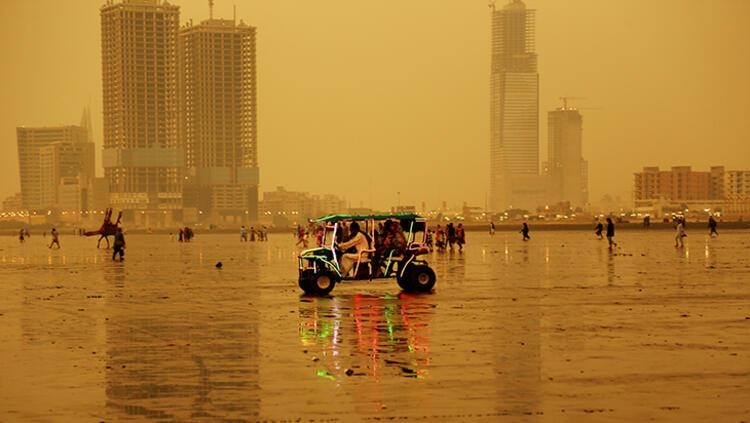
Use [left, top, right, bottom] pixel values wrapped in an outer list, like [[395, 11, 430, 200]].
[[1, 0, 749, 212]]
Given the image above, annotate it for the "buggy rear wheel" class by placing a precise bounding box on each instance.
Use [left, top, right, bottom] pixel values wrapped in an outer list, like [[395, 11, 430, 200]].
[[397, 264, 436, 293]]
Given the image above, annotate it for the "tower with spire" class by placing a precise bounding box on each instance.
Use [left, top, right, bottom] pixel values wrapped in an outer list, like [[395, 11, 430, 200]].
[[489, 0, 540, 211]]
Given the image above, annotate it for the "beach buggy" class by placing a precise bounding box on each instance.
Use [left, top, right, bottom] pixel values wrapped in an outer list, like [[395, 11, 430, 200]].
[[298, 213, 437, 295]]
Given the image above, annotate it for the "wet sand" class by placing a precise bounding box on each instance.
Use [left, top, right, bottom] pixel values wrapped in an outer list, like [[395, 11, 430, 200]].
[[1, 230, 748, 421]]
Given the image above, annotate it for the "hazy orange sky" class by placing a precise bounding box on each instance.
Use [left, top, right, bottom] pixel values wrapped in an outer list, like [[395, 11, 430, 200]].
[[1, 0, 749, 211]]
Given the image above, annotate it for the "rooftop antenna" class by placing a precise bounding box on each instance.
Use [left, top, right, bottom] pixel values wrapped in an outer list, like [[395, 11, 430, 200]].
[[558, 96, 587, 110], [209, 0, 214, 19], [488, 1, 496, 12]]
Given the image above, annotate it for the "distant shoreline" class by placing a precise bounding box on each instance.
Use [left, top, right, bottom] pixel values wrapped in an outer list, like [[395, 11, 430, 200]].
[[459, 221, 750, 232], [2, 220, 748, 236]]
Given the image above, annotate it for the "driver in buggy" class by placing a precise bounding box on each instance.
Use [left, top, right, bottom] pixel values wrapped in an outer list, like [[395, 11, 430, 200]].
[[336, 221, 371, 277]]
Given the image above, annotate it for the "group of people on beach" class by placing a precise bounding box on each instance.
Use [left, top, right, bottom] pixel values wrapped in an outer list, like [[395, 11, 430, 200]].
[[177, 227, 194, 242], [336, 219, 409, 277], [16, 226, 126, 260], [429, 223, 466, 252], [516, 214, 720, 250], [240, 225, 268, 242]]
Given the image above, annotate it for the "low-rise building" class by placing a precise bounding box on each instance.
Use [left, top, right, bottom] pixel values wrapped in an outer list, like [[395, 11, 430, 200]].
[[634, 166, 750, 218], [260, 187, 346, 226], [2, 193, 23, 212]]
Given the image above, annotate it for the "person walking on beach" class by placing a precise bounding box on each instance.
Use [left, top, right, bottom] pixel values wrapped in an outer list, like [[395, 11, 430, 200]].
[[19, 229, 25, 243], [675, 217, 687, 248], [595, 221, 604, 239], [112, 228, 126, 261], [240, 225, 248, 242], [489, 221, 495, 235], [435, 225, 446, 251], [48, 228, 60, 249], [708, 215, 718, 237], [446, 223, 457, 250], [456, 223, 466, 252], [295, 225, 308, 248], [314, 225, 324, 247], [520, 222, 530, 241], [605, 217, 617, 250]]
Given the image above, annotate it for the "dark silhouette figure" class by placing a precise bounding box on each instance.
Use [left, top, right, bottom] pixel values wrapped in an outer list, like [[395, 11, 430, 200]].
[[708, 215, 718, 237], [595, 221, 604, 239], [606, 217, 617, 250], [48, 228, 61, 249], [446, 223, 457, 250], [112, 228, 126, 261], [520, 223, 530, 241]]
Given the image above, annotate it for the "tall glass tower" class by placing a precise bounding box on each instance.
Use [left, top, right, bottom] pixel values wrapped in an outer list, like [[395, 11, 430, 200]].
[[489, 0, 538, 211]]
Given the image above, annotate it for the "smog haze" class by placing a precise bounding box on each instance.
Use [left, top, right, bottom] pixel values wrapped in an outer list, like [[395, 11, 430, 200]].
[[1, 0, 749, 210]]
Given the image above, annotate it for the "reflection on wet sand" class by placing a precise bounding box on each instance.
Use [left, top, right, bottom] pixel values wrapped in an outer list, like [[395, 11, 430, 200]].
[[2, 232, 749, 421], [607, 251, 616, 285], [103, 252, 261, 421], [299, 293, 433, 380]]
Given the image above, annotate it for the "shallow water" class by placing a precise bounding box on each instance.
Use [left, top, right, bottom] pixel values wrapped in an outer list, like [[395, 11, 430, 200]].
[[1, 230, 748, 421]]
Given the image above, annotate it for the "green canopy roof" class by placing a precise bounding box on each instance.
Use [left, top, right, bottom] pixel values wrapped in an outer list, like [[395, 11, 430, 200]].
[[314, 213, 424, 223]]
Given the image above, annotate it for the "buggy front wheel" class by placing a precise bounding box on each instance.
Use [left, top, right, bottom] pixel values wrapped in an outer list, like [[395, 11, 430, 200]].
[[300, 271, 337, 295]]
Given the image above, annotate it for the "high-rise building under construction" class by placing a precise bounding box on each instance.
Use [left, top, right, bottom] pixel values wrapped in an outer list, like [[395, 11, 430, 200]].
[[100, 0, 182, 226], [547, 107, 588, 208], [179, 11, 259, 222], [489, 0, 539, 211]]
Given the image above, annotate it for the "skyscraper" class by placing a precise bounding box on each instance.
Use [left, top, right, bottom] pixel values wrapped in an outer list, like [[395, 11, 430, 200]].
[[489, 0, 539, 211], [547, 107, 588, 207], [100, 0, 182, 226], [16, 124, 93, 211], [179, 13, 259, 222]]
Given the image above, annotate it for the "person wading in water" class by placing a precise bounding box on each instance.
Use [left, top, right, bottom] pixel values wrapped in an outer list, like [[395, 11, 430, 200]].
[[112, 227, 126, 261]]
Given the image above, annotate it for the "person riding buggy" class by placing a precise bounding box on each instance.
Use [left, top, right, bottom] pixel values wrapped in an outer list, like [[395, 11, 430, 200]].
[[298, 213, 437, 295]]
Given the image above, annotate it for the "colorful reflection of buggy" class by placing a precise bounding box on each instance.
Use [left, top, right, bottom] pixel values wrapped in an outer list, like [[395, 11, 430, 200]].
[[298, 213, 437, 295]]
